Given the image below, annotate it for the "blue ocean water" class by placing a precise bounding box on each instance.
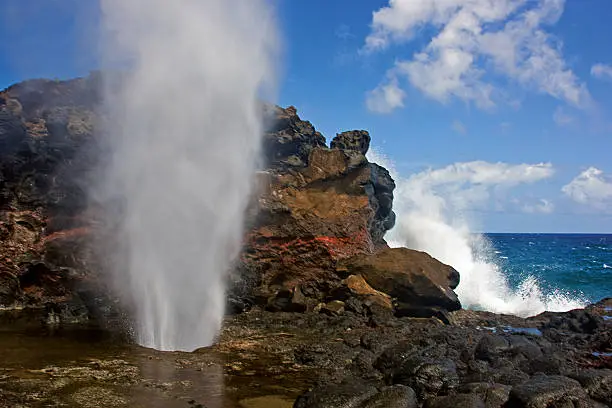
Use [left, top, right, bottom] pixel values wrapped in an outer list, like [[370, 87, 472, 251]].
[[486, 234, 612, 305]]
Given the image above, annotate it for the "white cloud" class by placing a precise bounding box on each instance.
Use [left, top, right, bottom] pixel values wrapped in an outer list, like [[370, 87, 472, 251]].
[[411, 161, 554, 186], [562, 167, 612, 208], [364, 0, 590, 112], [553, 106, 574, 126], [365, 78, 406, 113], [404, 161, 555, 214], [452, 119, 467, 135], [591, 63, 612, 81], [522, 198, 555, 214], [367, 148, 555, 216]]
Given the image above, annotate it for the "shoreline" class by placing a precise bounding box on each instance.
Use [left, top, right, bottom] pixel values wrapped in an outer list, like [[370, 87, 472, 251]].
[[0, 298, 611, 407]]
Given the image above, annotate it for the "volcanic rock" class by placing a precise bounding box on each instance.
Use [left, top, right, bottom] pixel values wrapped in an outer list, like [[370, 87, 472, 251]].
[[330, 130, 371, 155], [340, 247, 461, 317], [293, 377, 378, 408], [0, 75, 467, 332], [424, 394, 486, 408], [360, 385, 418, 408], [236, 106, 401, 312], [505, 375, 591, 408]]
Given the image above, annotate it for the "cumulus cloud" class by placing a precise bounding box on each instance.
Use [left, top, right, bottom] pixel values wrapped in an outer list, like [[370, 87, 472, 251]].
[[522, 198, 555, 214], [364, 0, 590, 112], [403, 161, 555, 214], [591, 63, 612, 81], [562, 167, 612, 208], [410, 161, 554, 187], [365, 78, 406, 113], [367, 148, 555, 217]]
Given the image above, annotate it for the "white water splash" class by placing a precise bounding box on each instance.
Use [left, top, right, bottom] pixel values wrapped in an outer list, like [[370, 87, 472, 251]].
[[367, 149, 586, 317], [98, 0, 278, 351]]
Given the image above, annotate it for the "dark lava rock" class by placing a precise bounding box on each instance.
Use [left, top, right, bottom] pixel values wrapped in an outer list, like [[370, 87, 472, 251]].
[[424, 394, 486, 408], [293, 377, 378, 408], [263, 105, 326, 169], [366, 162, 396, 244], [475, 334, 510, 363], [389, 356, 459, 399], [360, 385, 418, 408], [570, 369, 612, 405], [342, 248, 461, 316], [541, 310, 604, 335], [505, 374, 591, 408], [459, 382, 511, 407], [331, 130, 371, 155]]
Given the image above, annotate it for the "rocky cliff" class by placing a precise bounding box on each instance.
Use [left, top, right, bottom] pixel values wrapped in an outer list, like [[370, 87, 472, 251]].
[[0, 75, 460, 325]]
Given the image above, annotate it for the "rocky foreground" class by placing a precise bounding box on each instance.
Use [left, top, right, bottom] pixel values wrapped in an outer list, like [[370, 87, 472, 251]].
[[0, 76, 611, 407]]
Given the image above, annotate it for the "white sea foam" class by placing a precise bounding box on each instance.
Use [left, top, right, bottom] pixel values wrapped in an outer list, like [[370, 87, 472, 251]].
[[367, 149, 586, 317]]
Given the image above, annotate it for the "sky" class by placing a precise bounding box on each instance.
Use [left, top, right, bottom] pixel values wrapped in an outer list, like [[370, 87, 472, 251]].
[[1, 0, 612, 233]]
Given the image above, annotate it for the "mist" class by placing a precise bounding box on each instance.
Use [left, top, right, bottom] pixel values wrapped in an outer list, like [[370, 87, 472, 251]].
[[367, 149, 586, 317], [97, 0, 278, 351]]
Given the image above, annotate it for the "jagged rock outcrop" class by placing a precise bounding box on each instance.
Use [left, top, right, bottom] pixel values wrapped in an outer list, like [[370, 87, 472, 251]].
[[0, 77, 103, 321], [232, 106, 403, 313], [0, 75, 462, 324]]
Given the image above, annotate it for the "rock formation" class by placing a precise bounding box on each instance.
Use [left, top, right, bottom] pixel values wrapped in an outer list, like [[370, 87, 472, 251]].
[[1, 76, 611, 408], [0, 75, 460, 325]]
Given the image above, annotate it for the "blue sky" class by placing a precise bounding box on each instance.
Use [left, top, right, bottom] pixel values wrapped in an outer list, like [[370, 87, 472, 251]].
[[1, 0, 612, 232]]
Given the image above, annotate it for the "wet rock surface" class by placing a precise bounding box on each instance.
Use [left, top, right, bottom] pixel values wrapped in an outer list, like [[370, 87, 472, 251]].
[[0, 301, 611, 407]]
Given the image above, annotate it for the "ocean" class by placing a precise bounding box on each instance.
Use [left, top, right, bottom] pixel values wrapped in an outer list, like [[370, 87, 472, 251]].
[[366, 148, 610, 317], [487, 233, 612, 306]]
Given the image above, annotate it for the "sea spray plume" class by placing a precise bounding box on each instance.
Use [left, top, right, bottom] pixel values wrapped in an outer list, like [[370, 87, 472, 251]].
[[366, 148, 586, 317], [97, 0, 279, 351]]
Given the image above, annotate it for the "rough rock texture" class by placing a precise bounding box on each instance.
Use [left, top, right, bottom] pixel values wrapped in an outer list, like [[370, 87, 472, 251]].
[[0, 75, 427, 325], [232, 106, 402, 314], [2, 76, 612, 408], [1, 301, 611, 407], [341, 248, 461, 318], [0, 76, 105, 322]]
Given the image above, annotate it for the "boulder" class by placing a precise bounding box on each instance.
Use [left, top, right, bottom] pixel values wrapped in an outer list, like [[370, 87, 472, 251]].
[[458, 383, 511, 407], [570, 369, 612, 405], [262, 105, 326, 169], [331, 130, 371, 155], [376, 346, 459, 400], [341, 248, 461, 316], [474, 334, 510, 363], [506, 375, 591, 408], [293, 377, 378, 408], [541, 310, 604, 335], [360, 385, 418, 408], [330, 274, 393, 311], [424, 394, 486, 408]]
